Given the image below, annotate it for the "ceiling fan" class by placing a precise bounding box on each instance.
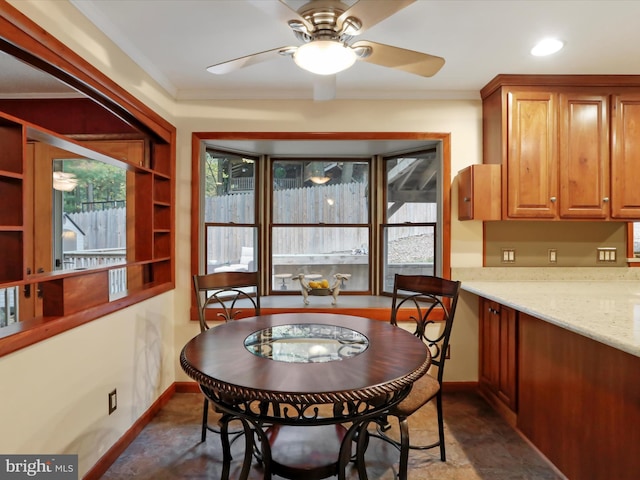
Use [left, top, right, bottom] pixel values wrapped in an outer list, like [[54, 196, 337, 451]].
[[206, 0, 445, 100]]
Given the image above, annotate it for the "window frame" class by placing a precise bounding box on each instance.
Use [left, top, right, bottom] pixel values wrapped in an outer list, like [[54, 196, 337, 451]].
[[201, 147, 259, 275], [191, 132, 452, 317], [269, 156, 373, 295]]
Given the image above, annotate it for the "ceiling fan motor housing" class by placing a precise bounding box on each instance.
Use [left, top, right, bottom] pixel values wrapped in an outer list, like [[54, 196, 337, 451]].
[[294, 0, 360, 42]]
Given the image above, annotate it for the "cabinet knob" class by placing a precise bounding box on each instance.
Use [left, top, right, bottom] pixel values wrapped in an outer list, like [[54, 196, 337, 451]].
[[603, 197, 609, 202], [550, 197, 557, 202], [463, 197, 470, 202]]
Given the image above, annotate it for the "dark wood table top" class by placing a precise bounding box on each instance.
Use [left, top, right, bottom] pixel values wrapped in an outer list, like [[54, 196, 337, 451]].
[[180, 312, 430, 406]]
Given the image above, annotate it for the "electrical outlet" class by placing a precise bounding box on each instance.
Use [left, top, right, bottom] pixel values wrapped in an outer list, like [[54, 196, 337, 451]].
[[548, 249, 557, 263], [501, 248, 516, 263], [108, 389, 117, 415], [597, 247, 617, 263]]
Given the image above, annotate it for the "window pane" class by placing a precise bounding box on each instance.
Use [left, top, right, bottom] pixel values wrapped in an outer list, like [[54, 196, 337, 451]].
[[272, 227, 369, 292], [54, 158, 127, 297], [382, 225, 436, 293], [386, 152, 439, 223], [0, 286, 18, 328], [383, 149, 440, 292], [205, 150, 255, 223], [205, 226, 257, 273], [203, 149, 257, 275], [272, 160, 368, 224]]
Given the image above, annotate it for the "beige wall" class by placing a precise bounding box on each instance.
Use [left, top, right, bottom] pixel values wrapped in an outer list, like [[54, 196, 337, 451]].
[[0, 297, 175, 474], [4, 1, 484, 476], [485, 221, 627, 267]]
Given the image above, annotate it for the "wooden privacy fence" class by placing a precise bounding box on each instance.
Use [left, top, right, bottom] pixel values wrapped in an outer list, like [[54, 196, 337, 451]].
[[67, 207, 126, 250], [205, 183, 437, 264]]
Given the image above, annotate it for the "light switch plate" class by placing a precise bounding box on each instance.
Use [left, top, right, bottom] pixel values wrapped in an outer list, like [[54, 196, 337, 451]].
[[501, 248, 516, 263]]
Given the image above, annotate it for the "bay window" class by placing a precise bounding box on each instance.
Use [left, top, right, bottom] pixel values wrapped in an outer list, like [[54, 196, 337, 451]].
[[193, 134, 451, 300]]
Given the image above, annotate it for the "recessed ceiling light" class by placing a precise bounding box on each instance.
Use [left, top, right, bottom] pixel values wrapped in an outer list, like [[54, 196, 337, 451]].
[[531, 38, 564, 57]]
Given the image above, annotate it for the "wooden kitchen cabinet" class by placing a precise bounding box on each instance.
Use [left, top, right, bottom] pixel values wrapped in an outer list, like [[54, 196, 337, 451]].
[[481, 75, 640, 220], [506, 90, 558, 218], [479, 297, 518, 421], [518, 312, 640, 480], [457, 164, 501, 220], [611, 93, 640, 218], [558, 93, 610, 218]]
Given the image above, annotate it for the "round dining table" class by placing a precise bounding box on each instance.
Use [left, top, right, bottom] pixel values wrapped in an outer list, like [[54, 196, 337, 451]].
[[180, 312, 431, 480]]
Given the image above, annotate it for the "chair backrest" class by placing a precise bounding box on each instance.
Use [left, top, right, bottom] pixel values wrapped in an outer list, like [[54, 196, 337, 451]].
[[193, 271, 261, 332], [390, 274, 461, 385]]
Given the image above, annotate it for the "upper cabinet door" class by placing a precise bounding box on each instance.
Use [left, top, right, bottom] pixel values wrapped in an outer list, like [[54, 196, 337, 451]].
[[457, 164, 501, 221], [611, 94, 640, 219], [558, 93, 610, 219], [507, 91, 558, 218]]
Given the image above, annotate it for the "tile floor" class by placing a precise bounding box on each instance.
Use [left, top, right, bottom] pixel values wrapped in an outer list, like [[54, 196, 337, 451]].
[[100, 391, 565, 479]]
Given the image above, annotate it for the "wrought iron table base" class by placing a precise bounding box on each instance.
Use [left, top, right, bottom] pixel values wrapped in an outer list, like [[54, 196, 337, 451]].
[[205, 387, 411, 480]]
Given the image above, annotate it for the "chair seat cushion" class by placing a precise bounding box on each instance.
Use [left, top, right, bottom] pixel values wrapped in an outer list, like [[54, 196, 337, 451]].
[[391, 373, 440, 417]]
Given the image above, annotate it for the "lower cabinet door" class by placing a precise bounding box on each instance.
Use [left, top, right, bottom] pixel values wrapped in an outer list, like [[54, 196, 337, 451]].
[[479, 298, 518, 413]]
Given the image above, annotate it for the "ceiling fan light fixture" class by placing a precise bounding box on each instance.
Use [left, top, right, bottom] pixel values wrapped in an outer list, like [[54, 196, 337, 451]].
[[309, 175, 331, 184], [52, 171, 78, 192], [294, 40, 356, 75]]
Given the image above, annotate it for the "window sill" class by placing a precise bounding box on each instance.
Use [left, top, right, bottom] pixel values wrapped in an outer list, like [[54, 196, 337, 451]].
[[259, 294, 394, 320], [0, 281, 173, 357]]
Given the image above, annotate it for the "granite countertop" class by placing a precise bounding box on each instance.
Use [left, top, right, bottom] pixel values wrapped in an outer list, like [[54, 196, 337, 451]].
[[453, 268, 640, 358]]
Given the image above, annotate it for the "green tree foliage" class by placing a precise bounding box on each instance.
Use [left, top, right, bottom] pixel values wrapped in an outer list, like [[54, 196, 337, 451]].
[[61, 159, 126, 213]]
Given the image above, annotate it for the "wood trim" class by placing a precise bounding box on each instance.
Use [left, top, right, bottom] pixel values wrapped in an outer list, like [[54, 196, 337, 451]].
[[175, 381, 201, 394], [193, 132, 451, 142], [442, 381, 478, 393], [0, 282, 172, 357], [481, 74, 640, 99], [83, 384, 176, 480], [441, 134, 452, 279], [626, 223, 639, 265], [190, 133, 203, 293]]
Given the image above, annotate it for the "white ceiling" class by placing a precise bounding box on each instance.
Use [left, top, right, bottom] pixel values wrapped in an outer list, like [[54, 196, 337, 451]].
[[63, 0, 640, 101], [3, 0, 640, 156]]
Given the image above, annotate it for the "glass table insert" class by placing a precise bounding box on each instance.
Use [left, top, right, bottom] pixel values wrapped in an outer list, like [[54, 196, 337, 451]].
[[244, 323, 369, 363]]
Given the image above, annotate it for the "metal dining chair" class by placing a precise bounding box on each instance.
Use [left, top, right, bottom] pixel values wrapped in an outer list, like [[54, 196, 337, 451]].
[[366, 274, 461, 480], [192, 271, 261, 442]]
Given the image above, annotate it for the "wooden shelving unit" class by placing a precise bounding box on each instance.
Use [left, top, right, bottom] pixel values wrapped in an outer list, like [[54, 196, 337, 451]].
[[150, 143, 172, 283], [0, 119, 25, 283], [0, 111, 174, 323]]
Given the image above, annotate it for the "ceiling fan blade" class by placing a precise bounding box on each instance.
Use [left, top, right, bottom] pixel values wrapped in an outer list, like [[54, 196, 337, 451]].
[[206, 46, 297, 75], [247, 0, 314, 33], [337, 0, 416, 35], [313, 74, 336, 101], [351, 40, 445, 77]]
